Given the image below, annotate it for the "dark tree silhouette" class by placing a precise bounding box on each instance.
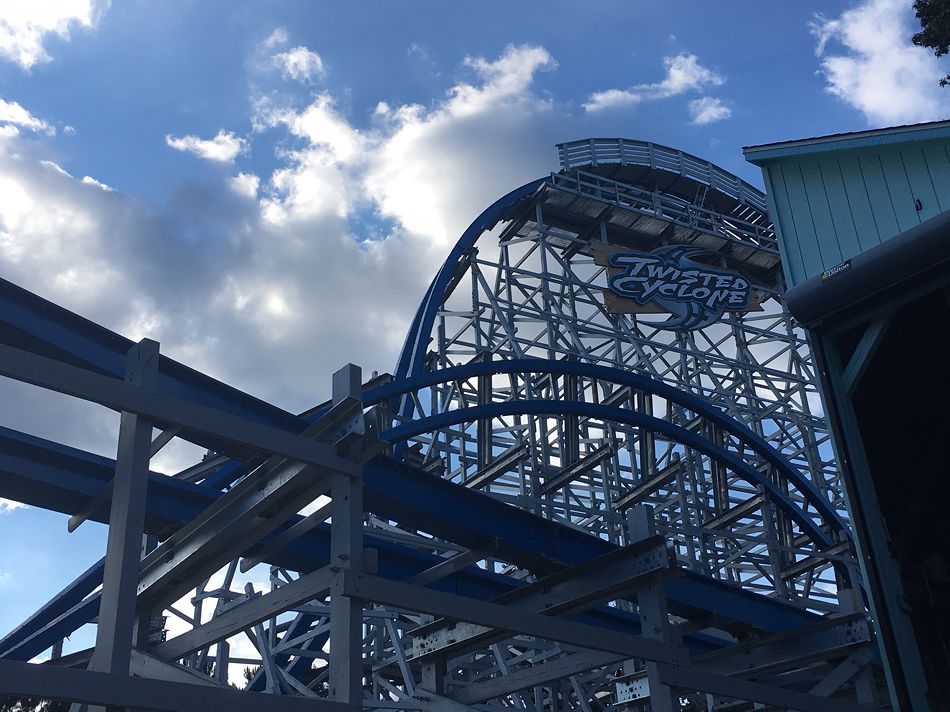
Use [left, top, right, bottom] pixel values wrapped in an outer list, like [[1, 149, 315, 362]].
[[913, 0, 950, 86]]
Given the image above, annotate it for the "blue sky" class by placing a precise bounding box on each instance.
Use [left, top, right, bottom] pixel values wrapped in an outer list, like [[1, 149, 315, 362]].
[[0, 0, 948, 658]]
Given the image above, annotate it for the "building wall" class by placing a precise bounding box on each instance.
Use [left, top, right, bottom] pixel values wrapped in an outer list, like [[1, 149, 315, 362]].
[[759, 140, 950, 287]]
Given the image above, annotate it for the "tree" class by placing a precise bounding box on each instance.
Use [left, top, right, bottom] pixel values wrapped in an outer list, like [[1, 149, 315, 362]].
[[913, 0, 950, 86]]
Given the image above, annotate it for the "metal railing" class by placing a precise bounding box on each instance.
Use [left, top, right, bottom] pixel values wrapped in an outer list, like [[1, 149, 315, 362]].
[[557, 138, 769, 214], [549, 169, 778, 253]]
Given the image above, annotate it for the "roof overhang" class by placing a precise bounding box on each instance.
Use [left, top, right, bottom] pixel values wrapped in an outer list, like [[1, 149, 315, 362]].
[[786, 208, 950, 328], [743, 120, 950, 164]]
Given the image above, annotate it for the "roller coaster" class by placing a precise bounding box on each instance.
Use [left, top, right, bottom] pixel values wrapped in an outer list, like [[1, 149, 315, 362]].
[[0, 139, 886, 710]]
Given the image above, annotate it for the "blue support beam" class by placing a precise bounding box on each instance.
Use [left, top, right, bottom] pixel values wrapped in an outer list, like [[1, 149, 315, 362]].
[[0, 276, 827, 668], [0, 423, 819, 665], [363, 358, 849, 542], [380, 401, 834, 550], [0, 273, 845, 546], [0, 278, 301, 458], [0, 557, 103, 659]]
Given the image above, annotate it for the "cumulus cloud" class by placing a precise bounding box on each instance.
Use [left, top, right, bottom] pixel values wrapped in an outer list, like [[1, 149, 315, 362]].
[[0, 498, 27, 513], [583, 52, 725, 114], [0, 98, 54, 135], [261, 27, 288, 50], [81, 174, 114, 191], [230, 172, 260, 198], [165, 129, 248, 163], [636, 53, 724, 99], [0, 0, 108, 69], [811, 0, 950, 125], [688, 96, 731, 125], [362, 44, 558, 242], [273, 46, 325, 82], [583, 88, 640, 112], [0, 43, 565, 431]]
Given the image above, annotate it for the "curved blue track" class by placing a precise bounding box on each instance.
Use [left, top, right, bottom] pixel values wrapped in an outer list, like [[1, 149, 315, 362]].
[[394, 178, 546, 387], [365, 358, 849, 546]]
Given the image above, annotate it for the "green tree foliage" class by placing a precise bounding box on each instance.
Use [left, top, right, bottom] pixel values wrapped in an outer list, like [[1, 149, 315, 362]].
[[913, 0, 950, 85]]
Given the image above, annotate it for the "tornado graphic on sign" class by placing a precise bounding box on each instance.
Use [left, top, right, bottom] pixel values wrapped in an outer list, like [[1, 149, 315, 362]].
[[605, 245, 752, 330]]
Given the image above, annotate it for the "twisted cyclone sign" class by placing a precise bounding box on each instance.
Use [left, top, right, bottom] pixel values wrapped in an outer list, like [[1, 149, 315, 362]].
[[593, 244, 758, 330]]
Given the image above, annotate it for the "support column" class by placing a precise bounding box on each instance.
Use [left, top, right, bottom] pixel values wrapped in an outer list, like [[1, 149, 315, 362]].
[[476, 359, 491, 470], [628, 505, 678, 712], [329, 364, 364, 705], [90, 339, 159, 676], [215, 641, 230, 686], [419, 656, 446, 695]]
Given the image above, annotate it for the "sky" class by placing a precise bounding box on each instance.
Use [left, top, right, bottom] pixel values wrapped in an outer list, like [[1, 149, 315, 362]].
[[0, 0, 949, 660]]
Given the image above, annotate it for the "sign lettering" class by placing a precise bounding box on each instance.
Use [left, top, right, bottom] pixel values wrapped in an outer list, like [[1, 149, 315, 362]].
[[593, 245, 754, 330]]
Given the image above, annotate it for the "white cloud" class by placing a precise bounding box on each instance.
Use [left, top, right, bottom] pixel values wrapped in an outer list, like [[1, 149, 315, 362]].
[[272, 95, 364, 163], [273, 46, 325, 83], [81, 174, 114, 191], [0, 98, 54, 135], [0, 498, 27, 513], [455, 45, 556, 116], [0, 43, 566, 426], [583, 52, 724, 113], [230, 172, 260, 198], [635, 53, 724, 99], [165, 130, 248, 163], [407, 42, 429, 60], [261, 27, 288, 50], [811, 0, 950, 125], [0, 0, 108, 69], [253, 94, 365, 222], [583, 88, 640, 112], [688, 96, 731, 125], [363, 44, 558, 242]]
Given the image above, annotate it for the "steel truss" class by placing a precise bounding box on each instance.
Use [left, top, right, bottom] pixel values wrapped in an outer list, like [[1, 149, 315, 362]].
[[397, 139, 848, 604], [0, 139, 886, 711]]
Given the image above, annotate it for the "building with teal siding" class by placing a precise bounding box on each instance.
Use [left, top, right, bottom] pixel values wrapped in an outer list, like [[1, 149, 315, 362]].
[[746, 122, 950, 712], [745, 120, 950, 288]]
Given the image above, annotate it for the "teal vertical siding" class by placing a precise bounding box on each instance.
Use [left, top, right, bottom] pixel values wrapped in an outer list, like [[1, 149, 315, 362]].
[[837, 156, 882, 254], [819, 159, 862, 261], [764, 166, 806, 285], [800, 160, 843, 266], [922, 145, 950, 211], [899, 149, 940, 221], [752, 138, 950, 287], [859, 153, 901, 239], [878, 151, 919, 231]]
